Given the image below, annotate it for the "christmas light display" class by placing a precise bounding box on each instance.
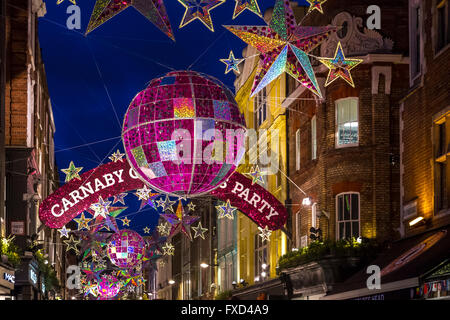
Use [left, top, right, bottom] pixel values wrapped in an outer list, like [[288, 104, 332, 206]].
[[224, 0, 337, 97], [232, 0, 262, 19], [122, 70, 246, 197], [85, 0, 175, 41], [178, 0, 225, 32], [106, 229, 145, 268], [220, 51, 244, 74]]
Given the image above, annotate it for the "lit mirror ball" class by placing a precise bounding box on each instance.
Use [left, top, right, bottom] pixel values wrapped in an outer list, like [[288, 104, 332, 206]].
[[122, 70, 247, 198], [106, 229, 145, 269]]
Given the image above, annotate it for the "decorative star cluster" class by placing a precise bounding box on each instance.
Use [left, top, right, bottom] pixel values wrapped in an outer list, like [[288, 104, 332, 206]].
[[192, 222, 208, 239], [89, 196, 112, 219], [224, 0, 337, 97], [156, 194, 176, 212], [232, 0, 262, 19], [319, 42, 363, 88], [246, 165, 265, 185], [178, 0, 225, 32], [85, 0, 175, 41], [160, 201, 200, 240], [109, 149, 125, 162], [162, 242, 175, 256], [220, 51, 244, 74], [74, 212, 92, 231]]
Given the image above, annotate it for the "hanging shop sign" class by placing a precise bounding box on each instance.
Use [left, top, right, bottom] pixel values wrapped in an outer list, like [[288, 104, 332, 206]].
[[29, 262, 39, 288], [39, 161, 288, 230]]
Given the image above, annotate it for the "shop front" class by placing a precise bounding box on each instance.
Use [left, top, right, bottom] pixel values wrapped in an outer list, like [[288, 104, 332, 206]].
[[0, 263, 15, 300], [323, 226, 450, 300], [14, 256, 41, 300]]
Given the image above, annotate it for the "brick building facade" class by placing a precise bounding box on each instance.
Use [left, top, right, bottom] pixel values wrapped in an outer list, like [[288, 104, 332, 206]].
[[400, 0, 450, 236], [1, 0, 66, 299], [286, 0, 410, 248]]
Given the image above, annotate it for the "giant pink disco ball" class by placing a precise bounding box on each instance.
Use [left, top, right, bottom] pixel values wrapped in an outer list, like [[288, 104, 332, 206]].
[[97, 276, 120, 299], [106, 229, 145, 269], [122, 70, 247, 197]]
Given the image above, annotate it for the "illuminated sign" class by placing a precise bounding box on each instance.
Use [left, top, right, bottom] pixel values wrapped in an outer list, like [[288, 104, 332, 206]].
[[29, 266, 38, 286], [3, 272, 15, 284]]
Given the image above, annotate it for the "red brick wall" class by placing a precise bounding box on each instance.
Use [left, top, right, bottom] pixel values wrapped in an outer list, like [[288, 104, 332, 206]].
[[5, 0, 29, 146]]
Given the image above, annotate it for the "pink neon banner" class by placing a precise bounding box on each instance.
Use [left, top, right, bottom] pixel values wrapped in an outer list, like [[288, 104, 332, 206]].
[[39, 161, 288, 230]]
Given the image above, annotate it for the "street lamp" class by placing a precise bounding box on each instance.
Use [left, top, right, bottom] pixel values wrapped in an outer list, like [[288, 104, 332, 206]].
[[302, 197, 312, 206], [200, 262, 218, 268], [168, 280, 175, 285]]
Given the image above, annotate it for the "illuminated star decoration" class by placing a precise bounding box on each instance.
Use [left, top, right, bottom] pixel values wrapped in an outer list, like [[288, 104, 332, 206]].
[[113, 192, 128, 205], [88, 205, 127, 233], [232, 0, 262, 19], [258, 226, 272, 242], [224, 0, 337, 97], [120, 217, 131, 227], [319, 42, 363, 88], [156, 194, 176, 213], [216, 200, 237, 220], [160, 201, 200, 241], [306, 0, 327, 14], [220, 51, 244, 74], [64, 235, 81, 254], [246, 165, 265, 185], [192, 222, 208, 240], [109, 149, 126, 162], [143, 227, 151, 234], [135, 185, 159, 210], [85, 0, 175, 41], [73, 212, 92, 231], [57, 0, 76, 5], [61, 161, 83, 182], [162, 242, 175, 256], [58, 225, 71, 238], [89, 196, 112, 219], [187, 202, 196, 212], [157, 222, 171, 236], [178, 0, 225, 32]]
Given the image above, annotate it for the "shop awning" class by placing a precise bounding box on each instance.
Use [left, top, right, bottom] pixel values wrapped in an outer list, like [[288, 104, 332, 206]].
[[322, 226, 450, 300]]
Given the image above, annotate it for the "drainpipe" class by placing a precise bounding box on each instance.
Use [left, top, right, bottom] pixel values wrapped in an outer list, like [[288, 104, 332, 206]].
[[0, 0, 6, 237]]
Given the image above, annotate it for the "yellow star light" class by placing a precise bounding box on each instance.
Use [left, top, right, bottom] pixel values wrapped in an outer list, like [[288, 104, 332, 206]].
[[61, 161, 83, 183], [120, 217, 131, 227], [306, 0, 327, 14], [187, 202, 196, 212], [57, 0, 76, 5], [143, 227, 151, 234], [319, 42, 363, 88], [162, 242, 175, 256], [246, 165, 265, 185], [64, 235, 81, 254], [178, 0, 226, 32], [232, 0, 262, 20], [73, 212, 92, 230], [216, 200, 237, 220], [109, 149, 126, 162], [157, 222, 171, 236], [192, 222, 208, 239]]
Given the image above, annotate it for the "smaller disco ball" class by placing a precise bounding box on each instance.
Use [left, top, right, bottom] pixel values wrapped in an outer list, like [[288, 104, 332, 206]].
[[97, 276, 120, 299], [106, 229, 145, 269]]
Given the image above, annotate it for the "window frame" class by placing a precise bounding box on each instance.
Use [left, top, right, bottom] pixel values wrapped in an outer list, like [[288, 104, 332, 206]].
[[311, 115, 317, 160], [409, 0, 423, 84], [335, 97, 360, 148], [433, 109, 450, 217], [335, 192, 361, 240], [312, 203, 317, 229], [434, 0, 450, 56], [254, 233, 268, 279]]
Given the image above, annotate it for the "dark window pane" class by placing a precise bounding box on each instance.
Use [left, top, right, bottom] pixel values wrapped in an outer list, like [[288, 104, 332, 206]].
[[339, 222, 344, 240], [344, 195, 351, 220], [338, 196, 343, 221], [345, 222, 351, 238], [437, 6, 445, 50], [352, 222, 359, 238], [351, 194, 359, 220]]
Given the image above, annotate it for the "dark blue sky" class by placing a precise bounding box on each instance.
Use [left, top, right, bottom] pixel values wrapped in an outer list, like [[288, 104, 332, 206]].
[[38, 0, 308, 234]]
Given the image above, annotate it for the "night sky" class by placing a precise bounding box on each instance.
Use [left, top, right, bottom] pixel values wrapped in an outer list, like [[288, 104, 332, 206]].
[[37, 0, 308, 235]]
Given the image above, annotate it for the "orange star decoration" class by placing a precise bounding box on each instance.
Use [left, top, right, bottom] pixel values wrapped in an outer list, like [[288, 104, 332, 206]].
[[319, 42, 363, 88], [61, 161, 83, 182], [306, 0, 327, 14]]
